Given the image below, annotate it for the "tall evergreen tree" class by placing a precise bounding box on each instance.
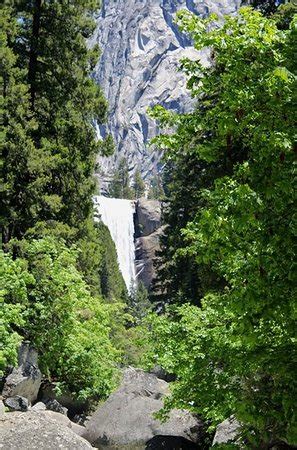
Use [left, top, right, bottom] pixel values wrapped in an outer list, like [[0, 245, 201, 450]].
[[108, 157, 134, 199], [133, 167, 145, 199], [2, 1, 108, 243], [1, 5, 39, 245]]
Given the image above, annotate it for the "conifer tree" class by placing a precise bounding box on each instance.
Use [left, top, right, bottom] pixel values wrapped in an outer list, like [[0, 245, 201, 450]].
[[2, 1, 108, 242], [1, 5, 39, 244], [147, 172, 164, 200], [109, 157, 133, 199], [133, 168, 145, 199]]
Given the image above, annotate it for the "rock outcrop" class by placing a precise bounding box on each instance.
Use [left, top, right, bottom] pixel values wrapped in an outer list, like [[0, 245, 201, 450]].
[[83, 367, 205, 449], [135, 199, 162, 289], [0, 410, 92, 450], [2, 342, 42, 405], [91, 0, 241, 186]]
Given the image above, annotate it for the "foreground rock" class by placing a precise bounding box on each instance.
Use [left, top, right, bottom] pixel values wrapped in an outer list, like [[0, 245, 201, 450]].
[[2, 342, 42, 405], [0, 410, 92, 450], [83, 367, 205, 449], [212, 416, 241, 446]]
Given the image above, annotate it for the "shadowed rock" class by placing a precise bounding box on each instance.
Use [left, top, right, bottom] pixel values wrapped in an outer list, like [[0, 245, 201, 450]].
[[2, 342, 42, 405], [135, 199, 162, 289], [146, 435, 200, 449]]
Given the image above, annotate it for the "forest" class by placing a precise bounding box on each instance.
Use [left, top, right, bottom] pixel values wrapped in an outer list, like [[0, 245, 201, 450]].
[[0, 1, 296, 449]]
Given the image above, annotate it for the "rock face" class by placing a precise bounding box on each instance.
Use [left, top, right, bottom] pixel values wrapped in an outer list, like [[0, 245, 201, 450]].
[[83, 367, 205, 449], [135, 199, 161, 236], [91, 0, 241, 186], [212, 416, 241, 446], [2, 342, 42, 405], [134, 199, 162, 289], [0, 410, 93, 450]]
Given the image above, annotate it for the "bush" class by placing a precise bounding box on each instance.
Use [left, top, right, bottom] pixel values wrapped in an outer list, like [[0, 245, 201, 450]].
[[1, 237, 120, 399]]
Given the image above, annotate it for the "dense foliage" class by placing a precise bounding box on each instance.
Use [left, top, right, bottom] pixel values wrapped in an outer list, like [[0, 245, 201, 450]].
[[146, 6, 296, 448], [0, 2, 128, 399], [1, 239, 119, 399]]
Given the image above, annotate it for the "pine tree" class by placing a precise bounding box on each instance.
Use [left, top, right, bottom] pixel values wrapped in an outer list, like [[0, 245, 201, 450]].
[[109, 157, 134, 199], [147, 172, 164, 200], [133, 168, 145, 199], [1, 5, 40, 244], [2, 1, 108, 243]]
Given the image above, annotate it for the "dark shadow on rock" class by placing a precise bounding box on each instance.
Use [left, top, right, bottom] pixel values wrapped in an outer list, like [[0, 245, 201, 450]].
[[145, 435, 200, 450]]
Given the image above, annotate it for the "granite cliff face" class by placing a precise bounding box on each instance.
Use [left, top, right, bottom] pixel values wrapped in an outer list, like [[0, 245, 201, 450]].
[[91, 0, 241, 186]]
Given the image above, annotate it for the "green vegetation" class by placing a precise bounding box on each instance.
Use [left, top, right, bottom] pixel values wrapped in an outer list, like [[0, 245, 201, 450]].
[[147, 172, 165, 200], [1, 0, 296, 446], [128, 281, 151, 324], [1, 239, 119, 399], [108, 157, 134, 199], [133, 167, 146, 199], [146, 5, 296, 448], [0, 2, 129, 399], [109, 158, 146, 199]]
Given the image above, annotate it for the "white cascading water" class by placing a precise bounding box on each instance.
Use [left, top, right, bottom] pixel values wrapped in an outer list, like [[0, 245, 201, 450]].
[[94, 195, 136, 291]]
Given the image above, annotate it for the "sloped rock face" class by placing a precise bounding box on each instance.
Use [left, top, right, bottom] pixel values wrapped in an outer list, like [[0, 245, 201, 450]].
[[91, 0, 241, 186], [134, 199, 162, 289], [83, 367, 205, 449]]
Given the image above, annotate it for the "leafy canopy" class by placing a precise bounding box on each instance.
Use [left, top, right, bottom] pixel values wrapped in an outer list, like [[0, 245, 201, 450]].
[[146, 7, 296, 448]]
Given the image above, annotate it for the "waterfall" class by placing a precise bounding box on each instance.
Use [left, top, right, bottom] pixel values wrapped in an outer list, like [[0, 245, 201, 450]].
[[94, 195, 136, 290]]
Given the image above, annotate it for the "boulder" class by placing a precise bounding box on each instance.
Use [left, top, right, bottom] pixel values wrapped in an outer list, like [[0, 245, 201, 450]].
[[4, 396, 29, 412], [44, 398, 68, 416], [83, 367, 205, 449], [135, 199, 161, 237], [2, 342, 42, 404], [31, 401, 46, 411], [212, 416, 241, 446], [0, 410, 92, 449]]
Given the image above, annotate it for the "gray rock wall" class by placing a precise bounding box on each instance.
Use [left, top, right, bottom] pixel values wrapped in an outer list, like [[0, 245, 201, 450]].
[[91, 0, 241, 187], [134, 199, 162, 289]]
